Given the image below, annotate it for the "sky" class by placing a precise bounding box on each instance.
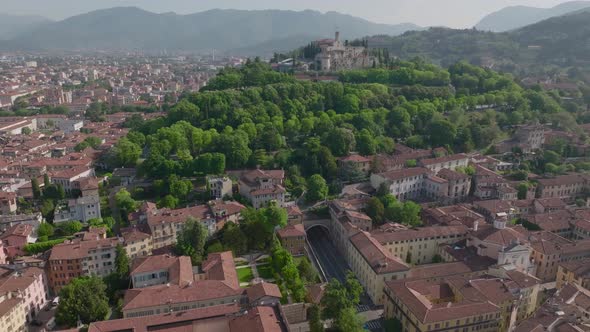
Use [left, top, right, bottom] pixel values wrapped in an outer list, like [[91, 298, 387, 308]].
[[0, 0, 576, 28]]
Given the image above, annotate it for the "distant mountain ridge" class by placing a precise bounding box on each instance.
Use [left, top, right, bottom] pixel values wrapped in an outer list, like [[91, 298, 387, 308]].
[[342, 9, 590, 75], [1, 7, 422, 54], [475, 1, 590, 32], [0, 13, 52, 40]]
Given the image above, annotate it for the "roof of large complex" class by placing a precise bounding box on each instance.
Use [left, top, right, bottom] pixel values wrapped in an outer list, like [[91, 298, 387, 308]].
[[349, 231, 409, 274]]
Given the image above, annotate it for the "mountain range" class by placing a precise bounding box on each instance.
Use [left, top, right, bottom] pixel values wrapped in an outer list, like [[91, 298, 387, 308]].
[[475, 0, 590, 32], [0, 13, 52, 40], [0, 7, 421, 53], [357, 9, 590, 74]]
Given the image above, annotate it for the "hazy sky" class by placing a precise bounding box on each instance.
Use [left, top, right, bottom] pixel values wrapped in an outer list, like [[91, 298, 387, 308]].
[[1, 0, 576, 28]]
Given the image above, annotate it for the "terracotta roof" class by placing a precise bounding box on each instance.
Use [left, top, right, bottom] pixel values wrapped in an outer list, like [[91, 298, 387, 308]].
[[122, 280, 242, 311], [385, 278, 500, 324], [0, 223, 33, 239], [349, 231, 409, 274], [471, 224, 528, 247], [306, 283, 326, 304], [437, 168, 469, 181], [375, 167, 430, 181], [202, 251, 239, 289], [340, 154, 372, 163], [51, 165, 92, 179], [121, 228, 151, 244], [49, 238, 119, 260], [89, 303, 240, 332], [130, 254, 193, 287], [246, 282, 282, 303], [229, 306, 286, 332], [277, 224, 305, 238], [420, 153, 469, 166], [371, 225, 468, 244], [537, 174, 586, 187], [0, 297, 22, 317]]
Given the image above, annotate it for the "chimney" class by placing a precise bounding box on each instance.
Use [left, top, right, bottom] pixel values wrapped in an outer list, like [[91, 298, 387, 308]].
[[473, 220, 479, 232]]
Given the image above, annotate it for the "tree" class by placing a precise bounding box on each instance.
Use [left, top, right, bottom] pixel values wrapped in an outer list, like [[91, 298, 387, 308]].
[[175, 218, 208, 264], [297, 257, 317, 283], [111, 137, 141, 168], [334, 307, 364, 332], [157, 194, 179, 209], [366, 197, 385, 225], [356, 129, 377, 155], [169, 176, 193, 202], [22, 127, 32, 135], [429, 119, 457, 147], [306, 174, 328, 203], [517, 183, 529, 200], [44, 174, 50, 187], [114, 244, 129, 279], [308, 304, 324, 332], [220, 223, 248, 255], [55, 277, 109, 327], [31, 178, 41, 199], [57, 221, 83, 236], [37, 223, 54, 238], [321, 275, 362, 321], [114, 188, 138, 214]]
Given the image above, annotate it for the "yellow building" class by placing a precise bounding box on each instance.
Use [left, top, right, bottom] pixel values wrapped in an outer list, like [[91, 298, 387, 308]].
[[0, 294, 26, 332], [371, 224, 468, 265], [122, 228, 153, 259], [556, 258, 590, 290], [348, 231, 409, 305]]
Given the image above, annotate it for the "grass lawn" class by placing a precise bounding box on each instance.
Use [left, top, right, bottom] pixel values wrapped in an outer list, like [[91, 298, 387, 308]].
[[257, 264, 274, 279], [237, 267, 254, 283]]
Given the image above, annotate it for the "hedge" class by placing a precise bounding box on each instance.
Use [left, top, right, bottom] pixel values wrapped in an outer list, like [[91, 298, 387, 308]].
[[24, 238, 67, 254]]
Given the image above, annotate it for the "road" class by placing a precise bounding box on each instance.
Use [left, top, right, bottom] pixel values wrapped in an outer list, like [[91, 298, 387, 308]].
[[306, 226, 351, 285]]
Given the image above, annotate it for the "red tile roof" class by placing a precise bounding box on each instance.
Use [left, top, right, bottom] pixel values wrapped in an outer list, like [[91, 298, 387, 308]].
[[246, 282, 282, 303]]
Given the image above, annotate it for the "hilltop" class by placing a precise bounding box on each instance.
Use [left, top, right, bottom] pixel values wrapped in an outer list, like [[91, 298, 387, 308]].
[[475, 1, 590, 32]]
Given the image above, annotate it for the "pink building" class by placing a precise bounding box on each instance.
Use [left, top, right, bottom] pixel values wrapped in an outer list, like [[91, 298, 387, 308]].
[[0, 266, 49, 321], [0, 224, 35, 258]]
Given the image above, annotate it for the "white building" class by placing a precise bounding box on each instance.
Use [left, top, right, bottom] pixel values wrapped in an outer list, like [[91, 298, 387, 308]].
[[54, 195, 101, 223], [207, 176, 232, 199]]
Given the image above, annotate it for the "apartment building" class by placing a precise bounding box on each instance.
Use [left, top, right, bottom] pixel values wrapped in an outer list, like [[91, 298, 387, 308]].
[[529, 231, 590, 282], [0, 192, 17, 214], [370, 167, 430, 201], [0, 266, 49, 322], [371, 224, 469, 265], [234, 169, 286, 209], [348, 231, 409, 305], [556, 258, 590, 289], [130, 255, 192, 289], [207, 176, 233, 199], [53, 194, 101, 223], [145, 200, 245, 249], [0, 293, 26, 332], [384, 270, 540, 332], [277, 223, 306, 256], [384, 277, 502, 332], [47, 237, 120, 292], [418, 153, 470, 173], [121, 228, 152, 260], [50, 166, 95, 193], [123, 251, 241, 318], [536, 174, 588, 202]]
